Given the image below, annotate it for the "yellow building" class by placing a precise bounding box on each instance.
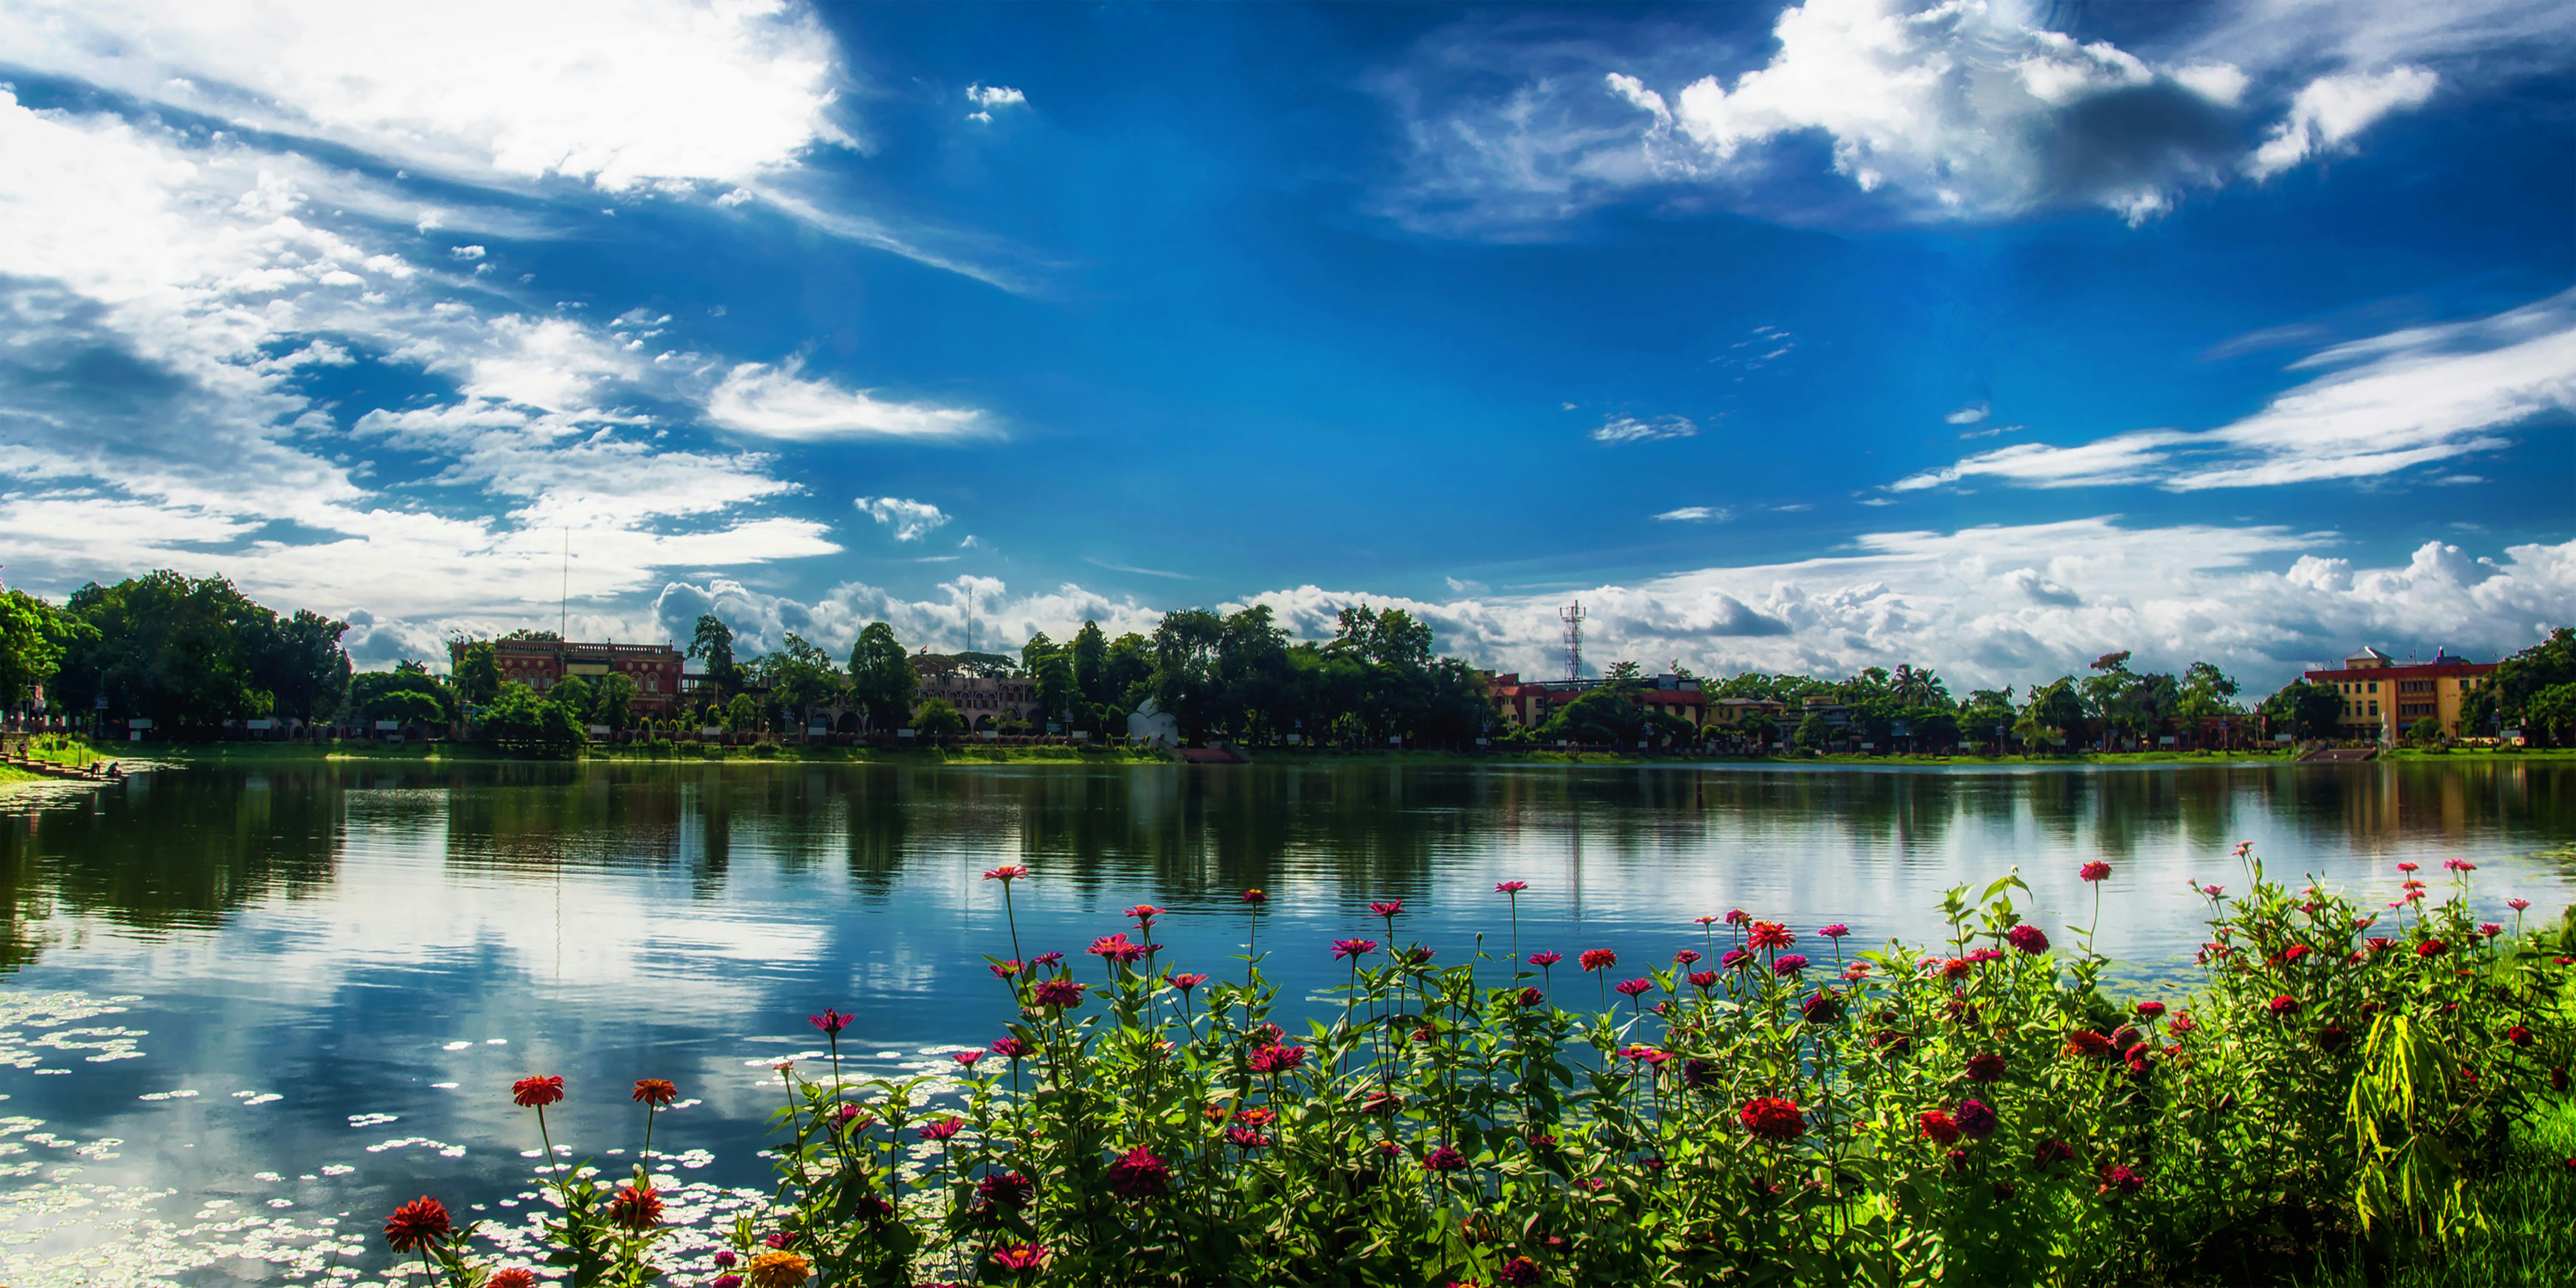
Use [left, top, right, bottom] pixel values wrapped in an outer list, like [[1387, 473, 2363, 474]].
[[2302, 647, 2496, 741]]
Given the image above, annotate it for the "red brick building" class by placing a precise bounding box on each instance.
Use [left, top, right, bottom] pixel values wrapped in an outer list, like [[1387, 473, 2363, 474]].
[[470, 637, 687, 717]]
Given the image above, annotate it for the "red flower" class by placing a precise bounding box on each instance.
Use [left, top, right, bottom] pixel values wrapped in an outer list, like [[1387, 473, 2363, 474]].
[[1820, 923, 1852, 939], [1773, 955, 1809, 975], [1617, 1045, 1671, 1064], [1495, 880, 1528, 893], [982, 865, 1029, 882], [1240, 889, 1267, 903], [1739, 1096, 1804, 1143], [488, 1271, 536, 1288], [989, 960, 1024, 979], [1424, 1145, 1470, 1172], [1499, 1256, 1542, 1285], [1674, 949, 1702, 965], [990, 1037, 1031, 1058], [2079, 861, 2111, 882], [1124, 903, 1162, 924], [954, 1049, 986, 1067], [1228, 1125, 1271, 1149], [1747, 921, 1795, 950], [990, 1243, 1048, 1270], [1249, 1043, 1306, 1073], [1918, 1109, 1962, 1145], [979, 1170, 1035, 1213], [383, 1195, 451, 1252], [809, 1009, 851, 1036], [1687, 970, 1718, 988], [1966, 1052, 2007, 1082], [919, 1116, 964, 1142], [1030, 951, 1065, 967], [2267, 994, 2300, 1015], [631, 1078, 677, 1107], [1089, 933, 1148, 963], [1955, 1099, 1998, 1140], [1033, 979, 1087, 1009], [2417, 939, 2448, 958], [609, 1184, 662, 1231], [2397, 861, 2418, 873], [510, 1076, 565, 1109], [2136, 1001, 2167, 1020], [1614, 978, 1653, 998], [2509, 897, 2532, 911], [2099, 1163, 2145, 1195], [1579, 949, 1618, 972], [1167, 972, 1208, 992], [1370, 899, 1405, 919], [2064, 1030, 2118, 1060], [2005, 924, 2050, 954], [1940, 958, 1971, 981], [1515, 986, 1546, 1006], [1725, 909, 1750, 927], [1801, 990, 1844, 1024], [2479, 923, 2504, 938], [1528, 951, 1563, 967], [2033, 1139, 2074, 1170], [1332, 938, 1379, 961], [2507, 1025, 2535, 1047], [1106, 1145, 1173, 1199], [2280, 944, 2313, 965], [2445, 859, 2477, 872]]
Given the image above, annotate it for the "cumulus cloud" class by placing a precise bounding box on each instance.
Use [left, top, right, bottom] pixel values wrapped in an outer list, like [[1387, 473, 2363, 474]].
[[707, 361, 991, 441], [1592, 413, 1698, 445], [1893, 288, 2576, 493], [1654, 506, 1728, 522], [0, 0, 853, 193], [1375, 0, 2467, 233], [1944, 401, 1990, 425], [857, 496, 951, 541], [966, 83, 1027, 122]]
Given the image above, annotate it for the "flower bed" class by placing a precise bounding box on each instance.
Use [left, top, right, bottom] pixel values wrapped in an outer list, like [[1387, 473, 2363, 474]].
[[382, 853, 2573, 1286]]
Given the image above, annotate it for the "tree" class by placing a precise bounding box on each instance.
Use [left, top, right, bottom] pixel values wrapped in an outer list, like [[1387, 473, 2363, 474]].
[[1537, 688, 1645, 745], [479, 682, 582, 749], [2260, 680, 2344, 740], [2176, 662, 2242, 717], [450, 638, 502, 707], [593, 671, 639, 732], [2017, 677, 2084, 754], [350, 666, 453, 727], [373, 690, 447, 726], [753, 632, 843, 729], [550, 674, 595, 726], [687, 614, 739, 692], [2464, 629, 2576, 738], [2525, 681, 2576, 747], [247, 608, 351, 724], [1152, 609, 1226, 744], [723, 693, 760, 734], [848, 622, 917, 732], [1603, 660, 1644, 690], [58, 571, 277, 732], [0, 588, 86, 714], [1072, 621, 1110, 705], [2408, 716, 2445, 746], [1793, 711, 1831, 753], [914, 698, 966, 738]]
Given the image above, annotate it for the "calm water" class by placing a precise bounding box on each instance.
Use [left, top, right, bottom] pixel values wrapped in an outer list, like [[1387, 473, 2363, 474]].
[[0, 758, 2570, 1283]]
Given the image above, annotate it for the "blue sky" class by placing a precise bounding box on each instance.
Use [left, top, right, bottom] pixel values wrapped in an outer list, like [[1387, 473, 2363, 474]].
[[0, 0, 2569, 690]]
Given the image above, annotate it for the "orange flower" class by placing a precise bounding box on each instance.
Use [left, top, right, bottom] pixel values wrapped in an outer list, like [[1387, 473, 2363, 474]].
[[631, 1078, 678, 1107], [746, 1249, 812, 1287], [383, 1195, 451, 1252]]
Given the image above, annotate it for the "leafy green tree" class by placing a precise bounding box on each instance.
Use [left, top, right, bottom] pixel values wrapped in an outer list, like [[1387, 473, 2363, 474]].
[[2408, 716, 2445, 746], [2260, 680, 2344, 740], [914, 698, 965, 738], [1603, 659, 1644, 690], [1071, 621, 1109, 705], [2176, 661, 2242, 717], [753, 632, 844, 729], [593, 671, 640, 732], [247, 608, 351, 724], [372, 690, 447, 726], [550, 674, 595, 725], [58, 571, 276, 731], [0, 588, 87, 714], [2463, 628, 2576, 737], [479, 682, 583, 748], [848, 622, 917, 732], [2018, 677, 2084, 753], [1793, 711, 1831, 752], [450, 638, 503, 706], [351, 665, 453, 726], [1152, 609, 1226, 743], [1103, 633, 1155, 709], [723, 692, 760, 734], [2525, 681, 2576, 747], [687, 613, 739, 693]]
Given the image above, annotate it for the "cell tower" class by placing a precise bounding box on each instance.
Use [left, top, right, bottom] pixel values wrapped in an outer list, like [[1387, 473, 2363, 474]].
[[1558, 599, 1586, 682]]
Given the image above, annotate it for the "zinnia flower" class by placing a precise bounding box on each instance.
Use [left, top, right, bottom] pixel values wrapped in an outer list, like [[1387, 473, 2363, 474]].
[[609, 1184, 662, 1231], [1683, 1059, 1720, 1088], [488, 1271, 536, 1288], [1032, 978, 1087, 1008], [990, 1037, 1031, 1058], [1124, 903, 1161, 924], [746, 1250, 811, 1287], [1495, 880, 1528, 893], [809, 1009, 851, 1036], [990, 960, 1024, 979], [953, 1049, 986, 1068], [1940, 957, 1972, 981], [631, 1078, 677, 1107], [1747, 921, 1795, 950], [2397, 861, 2419, 873], [2507, 1025, 2534, 1047], [1688, 970, 1718, 988], [919, 1116, 964, 1142], [1499, 1256, 1542, 1285], [1249, 1043, 1306, 1073], [383, 1195, 451, 1252], [1722, 948, 1755, 970], [1725, 909, 1751, 926], [1694, 914, 1720, 926], [1801, 990, 1844, 1024], [1517, 986, 1546, 1006], [1424, 1145, 1470, 1172], [2168, 1012, 2197, 1036], [1332, 938, 1379, 961], [990, 1244, 1047, 1271], [1955, 1099, 1998, 1140], [1674, 948, 1701, 965], [2079, 861, 2111, 882], [1579, 949, 1617, 972], [1030, 951, 1065, 967], [1229, 1125, 1271, 1149], [2268, 994, 2300, 1015], [2005, 924, 2049, 954], [1918, 1109, 1962, 1145], [1370, 899, 1405, 919], [2445, 859, 2476, 872], [2099, 1163, 2145, 1195], [1528, 951, 1562, 967], [2033, 1139, 2074, 1170], [1168, 972, 1208, 992], [2064, 1030, 2118, 1060], [713, 1276, 744, 1288], [2479, 923, 2504, 937], [982, 864, 1030, 882], [2509, 897, 2532, 911], [1106, 1145, 1173, 1199], [2417, 939, 2448, 958], [978, 1171, 1034, 1213], [1241, 889, 1266, 903], [1820, 923, 1851, 939], [1773, 954, 1809, 975], [2136, 1001, 2167, 1020], [1614, 978, 1653, 998], [1617, 1044, 1671, 1064], [510, 1076, 565, 1108], [1966, 1052, 2006, 1082], [1739, 1096, 1804, 1143]]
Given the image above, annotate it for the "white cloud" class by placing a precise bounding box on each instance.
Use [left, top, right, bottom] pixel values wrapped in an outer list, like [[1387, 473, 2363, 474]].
[[1653, 506, 1728, 522], [2246, 66, 2439, 177], [706, 361, 992, 441], [0, 0, 853, 193], [1592, 413, 1697, 445], [1375, 0, 2479, 233], [967, 83, 1027, 121], [857, 496, 951, 542], [652, 575, 1165, 659], [450, 245, 486, 261], [1893, 288, 2576, 493], [1943, 401, 1990, 425]]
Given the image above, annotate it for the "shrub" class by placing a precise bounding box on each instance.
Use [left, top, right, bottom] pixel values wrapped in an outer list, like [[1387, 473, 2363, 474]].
[[384, 854, 2573, 1286]]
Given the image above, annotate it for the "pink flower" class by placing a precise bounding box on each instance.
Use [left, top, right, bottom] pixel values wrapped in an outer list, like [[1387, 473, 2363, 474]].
[[2136, 1001, 2167, 1020], [1516, 987, 1545, 1006], [1423, 1145, 1470, 1172], [1032, 979, 1087, 1009], [1499, 1257, 1542, 1286], [1674, 949, 1701, 965], [2479, 923, 2504, 938], [1240, 889, 1267, 904], [953, 1049, 986, 1068], [2509, 898, 2532, 911], [2267, 995, 2300, 1015], [990, 1037, 1031, 1059], [2168, 1012, 2197, 1036], [1618, 1044, 1671, 1064], [1722, 948, 1755, 970], [1773, 954, 1809, 975], [1528, 951, 1563, 968], [2202, 885, 2225, 898], [1248, 1044, 1306, 1073], [1124, 904, 1162, 926], [1579, 949, 1617, 972], [1747, 921, 1795, 950], [1955, 1099, 1998, 1140], [990, 1243, 1047, 1270], [982, 865, 1029, 883], [1495, 880, 1528, 894], [1687, 970, 1718, 988], [1614, 978, 1653, 998], [1166, 972, 1208, 992], [808, 1010, 851, 1037], [2445, 860, 2477, 873], [1030, 951, 1065, 967], [989, 960, 1024, 979], [2005, 924, 2049, 954], [1105, 1145, 1173, 1199], [1725, 909, 1751, 927], [1694, 914, 1720, 926], [2099, 1163, 2145, 1195], [1332, 938, 1378, 961], [2397, 862, 2419, 873], [918, 1116, 963, 1142], [1369, 899, 1405, 919], [1820, 923, 1851, 939], [2079, 861, 2111, 883], [1228, 1125, 1270, 1149]]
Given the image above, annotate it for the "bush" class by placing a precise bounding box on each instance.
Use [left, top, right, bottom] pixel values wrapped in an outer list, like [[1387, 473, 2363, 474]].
[[378, 857, 2574, 1287]]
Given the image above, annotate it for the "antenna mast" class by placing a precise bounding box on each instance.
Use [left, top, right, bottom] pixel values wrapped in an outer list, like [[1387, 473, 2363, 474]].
[[560, 528, 568, 640], [1558, 599, 1586, 682]]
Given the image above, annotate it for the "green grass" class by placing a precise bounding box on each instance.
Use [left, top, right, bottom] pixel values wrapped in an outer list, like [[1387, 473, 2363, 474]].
[[2293, 1102, 2576, 1287]]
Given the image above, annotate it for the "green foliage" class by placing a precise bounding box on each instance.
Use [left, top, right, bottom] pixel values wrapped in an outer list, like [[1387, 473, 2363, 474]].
[[914, 698, 966, 738], [687, 614, 739, 692], [592, 671, 639, 732], [753, 632, 845, 723], [2525, 682, 2576, 747], [56, 570, 349, 732], [0, 587, 88, 709], [848, 621, 917, 732], [2263, 680, 2347, 740], [450, 638, 502, 706], [478, 682, 583, 748], [352, 665, 453, 726], [371, 689, 447, 726], [2461, 627, 2576, 739]]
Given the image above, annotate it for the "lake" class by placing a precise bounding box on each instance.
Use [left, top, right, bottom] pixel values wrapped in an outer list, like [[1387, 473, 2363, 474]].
[[0, 757, 2569, 1284]]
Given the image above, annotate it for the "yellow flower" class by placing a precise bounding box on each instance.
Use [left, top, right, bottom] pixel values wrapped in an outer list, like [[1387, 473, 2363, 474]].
[[746, 1250, 811, 1288]]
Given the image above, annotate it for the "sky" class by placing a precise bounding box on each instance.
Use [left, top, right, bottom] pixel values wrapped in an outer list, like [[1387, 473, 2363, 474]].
[[0, 0, 2570, 693]]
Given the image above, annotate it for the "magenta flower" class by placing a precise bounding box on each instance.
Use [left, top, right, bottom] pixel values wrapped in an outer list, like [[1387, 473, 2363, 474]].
[[1820, 923, 1851, 939], [1032, 979, 1087, 1009], [2079, 861, 2111, 883], [990, 1037, 1031, 1059], [1422, 1145, 1469, 1173], [1674, 949, 1701, 965], [1773, 954, 1809, 975], [1369, 899, 1404, 919], [1166, 972, 1208, 992], [2005, 924, 2050, 954], [1495, 880, 1528, 894], [1332, 938, 1378, 961], [2479, 923, 2504, 937], [809, 1009, 851, 1036], [1527, 951, 1563, 968], [1579, 949, 1617, 972], [1123, 903, 1162, 927], [2398, 861, 2419, 873], [2445, 859, 2477, 872], [1105, 1145, 1173, 1200], [1955, 1098, 1998, 1140], [1241, 889, 1267, 904], [918, 1116, 963, 1142], [2267, 994, 2300, 1015], [1248, 1044, 1306, 1073], [1613, 978, 1653, 998], [1516, 987, 1545, 1006], [953, 1049, 985, 1068], [990, 1243, 1048, 1270], [1722, 948, 1754, 970], [982, 865, 1029, 883], [2508, 898, 2532, 911], [1688, 969, 1718, 988], [1030, 951, 1066, 967], [1725, 909, 1750, 927]]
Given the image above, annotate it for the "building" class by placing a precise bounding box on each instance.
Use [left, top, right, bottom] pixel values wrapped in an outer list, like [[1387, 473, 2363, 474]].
[[469, 636, 688, 718], [1707, 696, 1789, 731], [910, 653, 1043, 731], [2301, 646, 2497, 741], [1485, 673, 1707, 732]]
